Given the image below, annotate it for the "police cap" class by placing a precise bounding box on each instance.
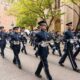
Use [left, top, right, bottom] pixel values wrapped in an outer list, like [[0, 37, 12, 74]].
[[13, 27, 19, 30], [38, 20, 47, 26], [66, 22, 72, 26], [0, 26, 4, 29]]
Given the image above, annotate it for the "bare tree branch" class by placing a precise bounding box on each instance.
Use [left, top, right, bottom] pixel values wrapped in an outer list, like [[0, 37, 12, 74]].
[[71, 0, 80, 8]]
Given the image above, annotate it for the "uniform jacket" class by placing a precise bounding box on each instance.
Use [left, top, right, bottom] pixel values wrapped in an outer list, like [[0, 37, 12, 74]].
[[35, 30, 51, 57], [0, 31, 7, 48]]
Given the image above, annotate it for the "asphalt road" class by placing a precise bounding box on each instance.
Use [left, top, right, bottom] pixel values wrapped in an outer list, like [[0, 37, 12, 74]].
[[0, 43, 80, 80]]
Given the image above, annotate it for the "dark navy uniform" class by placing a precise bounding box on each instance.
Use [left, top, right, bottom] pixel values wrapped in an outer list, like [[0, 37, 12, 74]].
[[73, 31, 80, 59], [35, 21, 52, 80], [30, 31, 36, 46], [10, 27, 22, 69], [52, 32, 62, 56], [33, 30, 40, 50], [0, 26, 7, 58], [20, 27, 27, 54], [59, 27, 80, 72], [8, 29, 14, 49]]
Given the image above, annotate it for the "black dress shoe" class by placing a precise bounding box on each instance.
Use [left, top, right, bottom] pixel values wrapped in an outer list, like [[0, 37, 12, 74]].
[[73, 68, 80, 73], [35, 73, 42, 78], [21, 49, 23, 53], [59, 62, 64, 67], [52, 52, 55, 55], [2, 55, 5, 59], [18, 65, 22, 69], [48, 76, 53, 80], [13, 61, 16, 64], [59, 55, 62, 57], [24, 51, 27, 55], [34, 47, 36, 50], [35, 53, 38, 58]]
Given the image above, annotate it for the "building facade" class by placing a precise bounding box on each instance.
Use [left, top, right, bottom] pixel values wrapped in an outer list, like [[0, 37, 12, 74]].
[[61, 2, 79, 32], [0, 0, 16, 31], [49, 0, 79, 32]]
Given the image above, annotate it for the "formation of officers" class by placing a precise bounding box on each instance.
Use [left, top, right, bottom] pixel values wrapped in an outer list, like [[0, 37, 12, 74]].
[[0, 20, 80, 80]]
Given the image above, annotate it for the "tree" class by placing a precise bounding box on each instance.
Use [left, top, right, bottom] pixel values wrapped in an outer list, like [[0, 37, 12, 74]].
[[54, 0, 61, 32], [16, 13, 38, 30], [6, 0, 38, 30], [6, 0, 63, 31]]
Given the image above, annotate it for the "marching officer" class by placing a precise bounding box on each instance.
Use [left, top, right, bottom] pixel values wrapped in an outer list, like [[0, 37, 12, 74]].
[[35, 21, 53, 80], [20, 27, 27, 54], [8, 29, 14, 49], [10, 27, 22, 69], [33, 27, 41, 50], [59, 23, 80, 72], [52, 31, 62, 56], [73, 31, 80, 59], [0, 26, 7, 58]]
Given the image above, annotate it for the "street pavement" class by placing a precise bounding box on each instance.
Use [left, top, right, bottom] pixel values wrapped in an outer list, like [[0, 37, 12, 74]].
[[0, 43, 80, 80]]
